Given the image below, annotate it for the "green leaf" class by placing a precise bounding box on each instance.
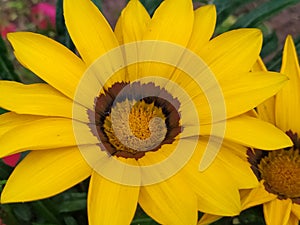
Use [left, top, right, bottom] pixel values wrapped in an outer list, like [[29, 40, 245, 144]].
[[1, 204, 20, 225], [131, 218, 159, 225], [209, 0, 253, 27], [267, 35, 300, 71], [0, 36, 20, 81], [31, 201, 62, 225], [230, 0, 300, 29], [55, 0, 75, 52], [58, 199, 87, 213], [0, 108, 8, 114], [140, 0, 163, 16], [131, 205, 159, 225], [32, 223, 57, 225], [64, 216, 78, 225], [0, 159, 13, 179], [12, 204, 32, 222], [91, 0, 102, 11], [261, 31, 279, 58], [238, 206, 266, 225]]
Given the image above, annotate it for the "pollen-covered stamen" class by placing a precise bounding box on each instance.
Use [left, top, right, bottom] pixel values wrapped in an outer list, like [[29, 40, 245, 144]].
[[129, 101, 166, 140], [104, 99, 167, 153], [259, 149, 300, 199]]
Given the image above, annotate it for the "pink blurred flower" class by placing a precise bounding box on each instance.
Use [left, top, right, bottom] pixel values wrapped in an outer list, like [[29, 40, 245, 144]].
[[0, 218, 6, 225], [0, 23, 16, 38], [31, 2, 56, 30], [2, 153, 21, 167]]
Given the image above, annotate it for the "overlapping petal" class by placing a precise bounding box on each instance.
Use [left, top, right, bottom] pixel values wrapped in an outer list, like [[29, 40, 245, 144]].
[[181, 139, 241, 216], [200, 115, 293, 149], [199, 29, 262, 80], [215, 144, 258, 189], [194, 70, 288, 123], [0, 112, 44, 137], [240, 182, 277, 210], [291, 204, 300, 220], [275, 35, 300, 134], [188, 5, 216, 53], [88, 172, 139, 225], [115, 0, 150, 43], [1, 146, 91, 203], [263, 199, 292, 225], [7, 32, 86, 99], [139, 174, 198, 225], [0, 118, 99, 157], [64, 0, 119, 65], [143, 0, 193, 46], [0, 81, 72, 118]]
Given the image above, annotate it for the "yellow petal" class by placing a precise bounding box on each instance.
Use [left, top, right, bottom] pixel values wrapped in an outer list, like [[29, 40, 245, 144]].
[[221, 71, 288, 119], [252, 56, 268, 72], [194, 71, 288, 122], [263, 198, 292, 225], [198, 214, 222, 225], [88, 172, 139, 225], [240, 182, 277, 210], [215, 143, 258, 189], [64, 0, 119, 65], [201, 115, 293, 150], [287, 213, 299, 225], [114, 16, 123, 44], [0, 81, 72, 118], [0, 118, 78, 157], [199, 29, 262, 80], [276, 35, 300, 134], [113, 0, 150, 82], [7, 32, 86, 99], [1, 146, 91, 203], [117, 0, 150, 43], [0, 112, 44, 137], [188, 5, 216, 53], [139, 174, 197, 225], [137, 0, 193, 80], [257, 98, 276, 125], [182, 139, 241, 216], [291, 204, 300, 220], [143, 0, 193, 46]]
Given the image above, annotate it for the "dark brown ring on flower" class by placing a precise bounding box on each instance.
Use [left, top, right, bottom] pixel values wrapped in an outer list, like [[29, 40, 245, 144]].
[[89, 81, 181, 159]]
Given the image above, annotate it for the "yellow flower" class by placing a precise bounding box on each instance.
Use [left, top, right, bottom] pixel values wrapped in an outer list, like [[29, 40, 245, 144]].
[[199, 36, 300, 225], [0, 0, 292, 224], [246, 36, 300, 225]]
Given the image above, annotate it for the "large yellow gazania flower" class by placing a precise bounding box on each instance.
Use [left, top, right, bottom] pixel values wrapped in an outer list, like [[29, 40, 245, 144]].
[[199, 36, 300, 225], [0, 0, 293, 224]]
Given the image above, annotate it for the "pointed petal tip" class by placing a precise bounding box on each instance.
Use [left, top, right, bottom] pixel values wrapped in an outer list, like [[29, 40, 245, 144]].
[[0, 191, 15, 204], [203, 4, 216, 11], [237, 28, 262, 43], [286, 34, 294, 43]]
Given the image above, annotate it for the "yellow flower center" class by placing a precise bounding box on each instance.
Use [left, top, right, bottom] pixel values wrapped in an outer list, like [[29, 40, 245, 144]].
[[259, 149, 300, 199], [103, 100, 167, 154]]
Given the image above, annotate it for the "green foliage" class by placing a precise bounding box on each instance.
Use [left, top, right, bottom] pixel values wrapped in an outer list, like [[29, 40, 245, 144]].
[[55, 0, 75, 52], [0, 36, 20, 81], [230, 0, 300, 29], [209, 206, 266, 225], [139, 0, 163, 16]]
